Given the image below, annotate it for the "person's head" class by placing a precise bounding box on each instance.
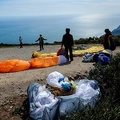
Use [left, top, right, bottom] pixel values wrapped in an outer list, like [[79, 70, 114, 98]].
[[66, 28, 70, 33], [104, 29, 111, 34], [40, 34, 42, 36]]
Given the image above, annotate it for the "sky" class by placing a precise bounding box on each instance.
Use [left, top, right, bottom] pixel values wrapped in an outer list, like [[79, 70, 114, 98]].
[[0, 0, 120, 44], [0, 0, 120, 18]]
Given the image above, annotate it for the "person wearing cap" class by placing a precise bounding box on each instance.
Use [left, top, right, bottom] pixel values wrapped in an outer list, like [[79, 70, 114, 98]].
[[36, 34, 47, 51], [61, 28, 74, 62]]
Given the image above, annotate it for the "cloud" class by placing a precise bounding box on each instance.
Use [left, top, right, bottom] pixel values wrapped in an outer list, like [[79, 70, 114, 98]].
[[0, 0, 120, 17]]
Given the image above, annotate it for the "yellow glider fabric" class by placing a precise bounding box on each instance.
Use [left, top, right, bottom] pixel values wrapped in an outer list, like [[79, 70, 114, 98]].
[[29, 56, 59, 68], [73, 46, 104, 56], [32, 51, 57, 58], [0, 59, 30, 73]]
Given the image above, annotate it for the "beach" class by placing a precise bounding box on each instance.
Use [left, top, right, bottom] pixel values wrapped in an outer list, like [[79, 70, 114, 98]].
[[0, 44, 119, 119]]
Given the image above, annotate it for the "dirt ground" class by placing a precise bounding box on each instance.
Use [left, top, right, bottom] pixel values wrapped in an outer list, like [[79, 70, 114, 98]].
[[0, 44, 119, 120]]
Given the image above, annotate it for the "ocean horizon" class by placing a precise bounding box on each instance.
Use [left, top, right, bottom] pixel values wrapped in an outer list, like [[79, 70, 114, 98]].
[[0, 14, 120, 44]]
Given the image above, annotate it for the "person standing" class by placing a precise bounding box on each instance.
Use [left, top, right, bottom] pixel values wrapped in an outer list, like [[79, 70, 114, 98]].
[[61, 28, 74, 61], [36, 34, 47, 51], [19, 36, 23, 48], [102, 28, 116, 51]]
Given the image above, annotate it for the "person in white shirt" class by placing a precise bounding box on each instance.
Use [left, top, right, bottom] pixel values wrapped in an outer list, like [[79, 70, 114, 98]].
[[19, 36, 23, 48]]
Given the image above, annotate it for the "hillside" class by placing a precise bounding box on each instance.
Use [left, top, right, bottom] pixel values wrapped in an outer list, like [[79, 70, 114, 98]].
[[112, 25, 120, 35]]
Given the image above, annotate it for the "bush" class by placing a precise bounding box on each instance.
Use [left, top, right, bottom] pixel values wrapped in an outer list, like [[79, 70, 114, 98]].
[[89, 53, 120, 102], [61, 53, 120, 120]]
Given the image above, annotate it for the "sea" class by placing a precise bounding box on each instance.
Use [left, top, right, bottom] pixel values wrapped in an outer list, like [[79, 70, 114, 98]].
[[0, 14, 120, 44]]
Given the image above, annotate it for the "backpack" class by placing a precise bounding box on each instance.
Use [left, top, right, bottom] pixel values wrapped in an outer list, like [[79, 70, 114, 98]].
[[98, 54, 110, 65], [108, 35, 116, 51]]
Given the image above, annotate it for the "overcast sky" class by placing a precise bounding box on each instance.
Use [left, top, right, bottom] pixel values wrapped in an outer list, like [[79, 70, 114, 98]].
[[0, 0, 120, 18], [0, 0, 120, 43]]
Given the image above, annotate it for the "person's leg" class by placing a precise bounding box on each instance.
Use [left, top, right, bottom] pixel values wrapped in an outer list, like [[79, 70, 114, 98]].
[[21, 43, 23, 48], [69, 47, 73, 61], [40, 44, 42, 51], [42, 43, 44, 50], [20, 42, 22, 48], [65, 47, 69, 61]]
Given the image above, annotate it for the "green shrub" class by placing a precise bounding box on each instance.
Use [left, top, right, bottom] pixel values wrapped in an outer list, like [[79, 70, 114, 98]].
[[61, 102, 120, 120], [89, 53, 120, 102], [61, 53, 120, 120]]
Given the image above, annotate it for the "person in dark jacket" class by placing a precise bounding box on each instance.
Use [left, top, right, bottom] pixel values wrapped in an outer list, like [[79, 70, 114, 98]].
[[36, 34, 47, 51], [61, 28, 74, 61], [103, 29, 112, 49]]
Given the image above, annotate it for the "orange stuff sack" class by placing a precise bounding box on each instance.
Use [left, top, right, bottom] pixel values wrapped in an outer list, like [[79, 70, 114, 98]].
[[29, 56, 59, 68], [0, 59, 30, 73]]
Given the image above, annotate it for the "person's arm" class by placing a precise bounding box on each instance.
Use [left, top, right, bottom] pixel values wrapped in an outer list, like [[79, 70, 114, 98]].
[[43, 38, 47, 40], [35, 38, 40, 42], [71, 35, 74, 46], [41, 36, 47, 40], [61, 36, 64, 48]]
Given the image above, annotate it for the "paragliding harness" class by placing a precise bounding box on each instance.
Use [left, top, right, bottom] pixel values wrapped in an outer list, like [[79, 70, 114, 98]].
[[108, 35, 116, 51]]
